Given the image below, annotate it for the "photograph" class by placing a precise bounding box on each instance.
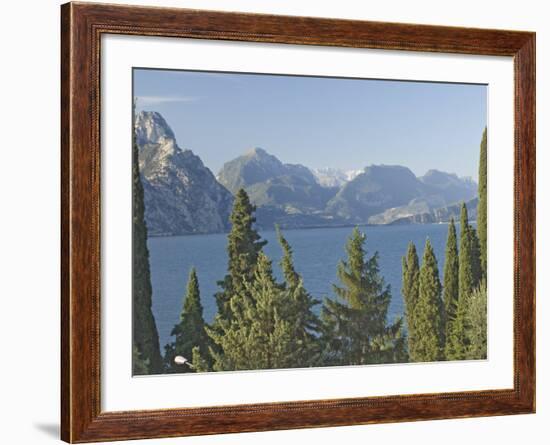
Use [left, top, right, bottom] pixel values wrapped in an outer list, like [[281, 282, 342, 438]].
[[131, 69, 488, 375]]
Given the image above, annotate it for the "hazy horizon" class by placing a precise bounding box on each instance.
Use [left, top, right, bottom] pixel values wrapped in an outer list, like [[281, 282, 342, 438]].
[[134, 68, 486, 179]]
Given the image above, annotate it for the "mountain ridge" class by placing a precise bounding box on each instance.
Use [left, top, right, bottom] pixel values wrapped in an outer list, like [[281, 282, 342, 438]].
[[136, 111, 478, 233]]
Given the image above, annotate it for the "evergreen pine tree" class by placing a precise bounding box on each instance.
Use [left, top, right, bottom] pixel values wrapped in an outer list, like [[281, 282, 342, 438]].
[[164, 268, 210, 373], [276, 226, 322, 366], [214, 189, 266, 321], [321, 228, 407, 366], [442, 218, 459, 349], [132, 136, 163, 375], [477, 128, 488, 279], [208, 253, 300, 371], [401, 242, 420, 361], [414, 239, 445, 362]]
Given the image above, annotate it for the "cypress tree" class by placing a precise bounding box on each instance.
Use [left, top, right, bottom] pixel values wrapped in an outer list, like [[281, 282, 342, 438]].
[[469, 227, 482, 288], [208, 252, 298, 371], [276, 226, 321, 365], [401, 242, 420, 361], [191, 346, 210, 373], [164, 268, 210, 373], [442, 218, 459, 341], [132, 345, 150, 375], [132, 136, 163, 375], [464, 282, 487, 360], [214, 189, 266, 321], [414, 238, 445, 362], [277, 225, 300, 289], [446, 203, 475, 360], [321, 228, 407, 366], [477, 128, 488, 279], [459, 203, 475, 302]]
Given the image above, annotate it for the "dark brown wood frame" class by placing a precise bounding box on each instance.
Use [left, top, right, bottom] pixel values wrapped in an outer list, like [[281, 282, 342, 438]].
[[61, 2, 536, 442]]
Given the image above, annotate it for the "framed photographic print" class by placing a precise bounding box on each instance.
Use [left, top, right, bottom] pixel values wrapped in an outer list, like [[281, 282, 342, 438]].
[[61, 2, 535, 442]]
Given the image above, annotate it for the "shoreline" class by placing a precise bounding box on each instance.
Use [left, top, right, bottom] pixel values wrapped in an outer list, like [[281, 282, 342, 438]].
[[147, 220, 467, 239]]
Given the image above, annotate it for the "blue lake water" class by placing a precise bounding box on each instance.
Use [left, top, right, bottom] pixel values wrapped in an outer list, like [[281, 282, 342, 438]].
[[148, 224, 450, 350]]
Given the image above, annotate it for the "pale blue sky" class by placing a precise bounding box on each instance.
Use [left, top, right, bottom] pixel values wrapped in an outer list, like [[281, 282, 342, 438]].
[[134, 68, 486, 179]]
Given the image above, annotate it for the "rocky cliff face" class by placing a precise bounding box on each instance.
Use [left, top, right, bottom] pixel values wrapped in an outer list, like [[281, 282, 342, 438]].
[[135, 111, 233, 236]]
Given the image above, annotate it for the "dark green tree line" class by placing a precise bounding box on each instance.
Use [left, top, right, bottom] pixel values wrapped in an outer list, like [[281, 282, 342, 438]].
[[446, 203, 482, 360], [404, 129, 488, 363]]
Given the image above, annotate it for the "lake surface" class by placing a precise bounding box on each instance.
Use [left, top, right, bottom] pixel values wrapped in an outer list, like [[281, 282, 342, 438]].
[[148, 224, 450, 350]]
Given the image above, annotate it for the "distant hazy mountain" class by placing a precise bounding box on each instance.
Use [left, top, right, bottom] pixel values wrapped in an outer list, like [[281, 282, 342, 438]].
[[366, 169, 477, 225], [419, 169, 477, 205], [217, 148, 317, 193], [217, 148, 339, 227], [388, 198, 479, 225], [326, 165, 426, 221], [135, 111, 233, 235], [312, 167, 363, 188]]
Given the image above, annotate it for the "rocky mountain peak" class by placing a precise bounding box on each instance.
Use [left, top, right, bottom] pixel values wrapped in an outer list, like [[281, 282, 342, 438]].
[[246, 147, 269, 157], [135, 111, 176, 146], [134, 111, 234, 236]]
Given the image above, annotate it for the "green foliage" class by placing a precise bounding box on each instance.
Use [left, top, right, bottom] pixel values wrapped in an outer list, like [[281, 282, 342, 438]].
[[132, 136, 163, 375], [414, 239, 445, 362], [464, 282, 487, 360], [208, 253, 306, 371], [164, 268, 210, 373], [443, 218, 459, 346], [459, 204, 476, 302], [132, 345, 150, 375], [401, 242, 420, 361], [215, 189, 267, 321], [191, 346, 210, 373], [477, 128, 488, 278], [321, 228, 407, 366], [276, 226, 322, 365], [446, 203, 482, 360], [469, 228, 482, 288]]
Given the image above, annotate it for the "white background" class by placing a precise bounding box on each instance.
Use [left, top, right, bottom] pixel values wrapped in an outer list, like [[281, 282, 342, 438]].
[[0, 0, 546, 444]]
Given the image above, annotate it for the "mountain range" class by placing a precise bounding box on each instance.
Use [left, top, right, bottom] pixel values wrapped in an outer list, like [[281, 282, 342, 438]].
[[136, 111, 478, 235]]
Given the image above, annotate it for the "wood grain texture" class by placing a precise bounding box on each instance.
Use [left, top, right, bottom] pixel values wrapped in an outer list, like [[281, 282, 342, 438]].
[[60, 2, 536, 442]]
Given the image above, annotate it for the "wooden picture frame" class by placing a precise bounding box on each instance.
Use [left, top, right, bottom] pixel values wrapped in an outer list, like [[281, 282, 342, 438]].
[[61, 2, 535, 442]]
